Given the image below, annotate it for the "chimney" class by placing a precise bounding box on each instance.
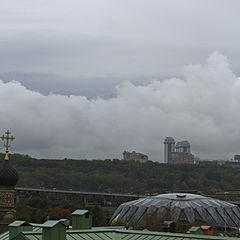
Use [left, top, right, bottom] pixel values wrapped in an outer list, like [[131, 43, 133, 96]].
[[9, 221, 32, 240], [42, 220, 66, 240], [72, 209, 93, 230]]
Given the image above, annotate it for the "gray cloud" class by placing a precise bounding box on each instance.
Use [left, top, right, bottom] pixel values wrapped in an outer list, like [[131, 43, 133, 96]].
[[0, 72, 154, 99], [0, 53, 239, 161], [1, 0, 240, 82], [1, 1, 240, 161]]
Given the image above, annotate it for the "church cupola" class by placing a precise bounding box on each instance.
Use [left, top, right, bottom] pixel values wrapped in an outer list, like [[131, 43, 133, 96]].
[[0, 130, 18, 189]]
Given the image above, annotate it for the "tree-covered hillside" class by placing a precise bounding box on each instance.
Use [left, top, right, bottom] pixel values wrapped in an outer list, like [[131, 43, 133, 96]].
[[1, 153, 240, 194]]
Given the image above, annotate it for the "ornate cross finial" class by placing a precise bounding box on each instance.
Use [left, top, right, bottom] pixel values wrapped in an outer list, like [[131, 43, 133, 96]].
[[1, 130, 15, 160]]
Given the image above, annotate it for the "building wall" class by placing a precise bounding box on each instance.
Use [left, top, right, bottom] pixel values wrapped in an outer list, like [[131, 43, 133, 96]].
[[164, 142, 175, 163], [123, 151, 148, 163], [0, 189, 16, 233], [234, 155, 240, 161], [175, 143, 190, 153], [164, 138, 192, 163], [170, 152, 194, 164]]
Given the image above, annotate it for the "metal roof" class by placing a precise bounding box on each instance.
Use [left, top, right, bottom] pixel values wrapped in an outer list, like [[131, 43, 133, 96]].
[[3, 229, 240, 240], [189, 226, 202, 232], [0, 232, 8, 240], [164, 137, 175, 143], [72, 210, 91, 216], [110, 193, 240, 229], [41, 220, 64, 228], [8, 221, 27, 227]]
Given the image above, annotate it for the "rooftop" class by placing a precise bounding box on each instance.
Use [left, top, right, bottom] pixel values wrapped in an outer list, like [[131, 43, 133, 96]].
[[1, 208, 240, 240], [176, 141, 191, 148], [1, 226, 240, 240], [164, 137, 175, 143], [72, 210, 92, 216]]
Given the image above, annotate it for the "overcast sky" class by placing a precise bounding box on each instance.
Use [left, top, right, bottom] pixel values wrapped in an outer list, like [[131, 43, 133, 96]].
[[0, 0, 240, 161]]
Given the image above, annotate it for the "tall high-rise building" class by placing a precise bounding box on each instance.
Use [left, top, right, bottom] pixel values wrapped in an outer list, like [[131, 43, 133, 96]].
[[163, 137, 175, 163], [164, 138, 193, 164], [175, 141, 191, 153]]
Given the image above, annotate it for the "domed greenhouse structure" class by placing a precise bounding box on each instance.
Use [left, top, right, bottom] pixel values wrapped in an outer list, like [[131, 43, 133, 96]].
[[110, 193, 240, 231]]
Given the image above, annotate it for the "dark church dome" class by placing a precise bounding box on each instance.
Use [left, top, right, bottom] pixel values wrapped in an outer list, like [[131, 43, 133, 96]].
[[0, 160, 19, 188]]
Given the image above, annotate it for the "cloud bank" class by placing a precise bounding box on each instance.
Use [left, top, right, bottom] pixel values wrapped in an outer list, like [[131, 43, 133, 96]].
[[1, 0, 240, 80], [0, 52, 239, 161]]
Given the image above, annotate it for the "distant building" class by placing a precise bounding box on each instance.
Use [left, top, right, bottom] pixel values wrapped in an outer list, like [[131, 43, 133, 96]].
[[224, 161, 240, 168], [163, 137, 175, 163], [198, 159, 240, 168], [170, 152, 194, 164], [123, 151, 148, 163], [234, 154, 240, 161], [163, 137, 193, 164], [175, 141, 191, 153]]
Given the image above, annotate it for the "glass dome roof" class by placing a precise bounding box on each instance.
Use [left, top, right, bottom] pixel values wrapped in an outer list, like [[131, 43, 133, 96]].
[[110, 193, 240, 229]]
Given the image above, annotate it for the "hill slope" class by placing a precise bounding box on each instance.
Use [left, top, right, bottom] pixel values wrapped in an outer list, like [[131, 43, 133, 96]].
[[1, 153, 239, 194]]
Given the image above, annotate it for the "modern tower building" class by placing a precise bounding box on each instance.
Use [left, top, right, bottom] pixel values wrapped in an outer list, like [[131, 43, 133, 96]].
[[163, 137, 175, 163], [175, 141, 191, 153], [164, 138, 193, 164]]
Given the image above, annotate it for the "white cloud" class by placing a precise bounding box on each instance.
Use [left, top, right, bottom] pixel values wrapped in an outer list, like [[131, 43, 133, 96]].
[[0, 52, 239, 161]]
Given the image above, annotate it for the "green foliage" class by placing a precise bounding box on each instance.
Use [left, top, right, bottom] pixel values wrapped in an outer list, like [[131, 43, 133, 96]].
[[28, 198, 48, 210], [6, 152, 240, 227], [2, 153, 240, 194], [16, 197, 113, 226]]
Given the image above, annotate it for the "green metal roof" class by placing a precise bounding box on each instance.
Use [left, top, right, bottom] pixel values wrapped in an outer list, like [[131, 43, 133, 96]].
[[8, 221, 28, 227], [72, 210, 92, 216], [0, 232, 8, 240], [30, 224, 42, 228], [189, 227, 203, 232], [3, 229, 239, 240], [18, 231, 42, 240], [41, 220, 64, 228]]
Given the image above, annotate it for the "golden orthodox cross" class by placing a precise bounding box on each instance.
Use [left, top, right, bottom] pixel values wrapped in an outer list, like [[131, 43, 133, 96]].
[[1, 130, 15, 160]]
